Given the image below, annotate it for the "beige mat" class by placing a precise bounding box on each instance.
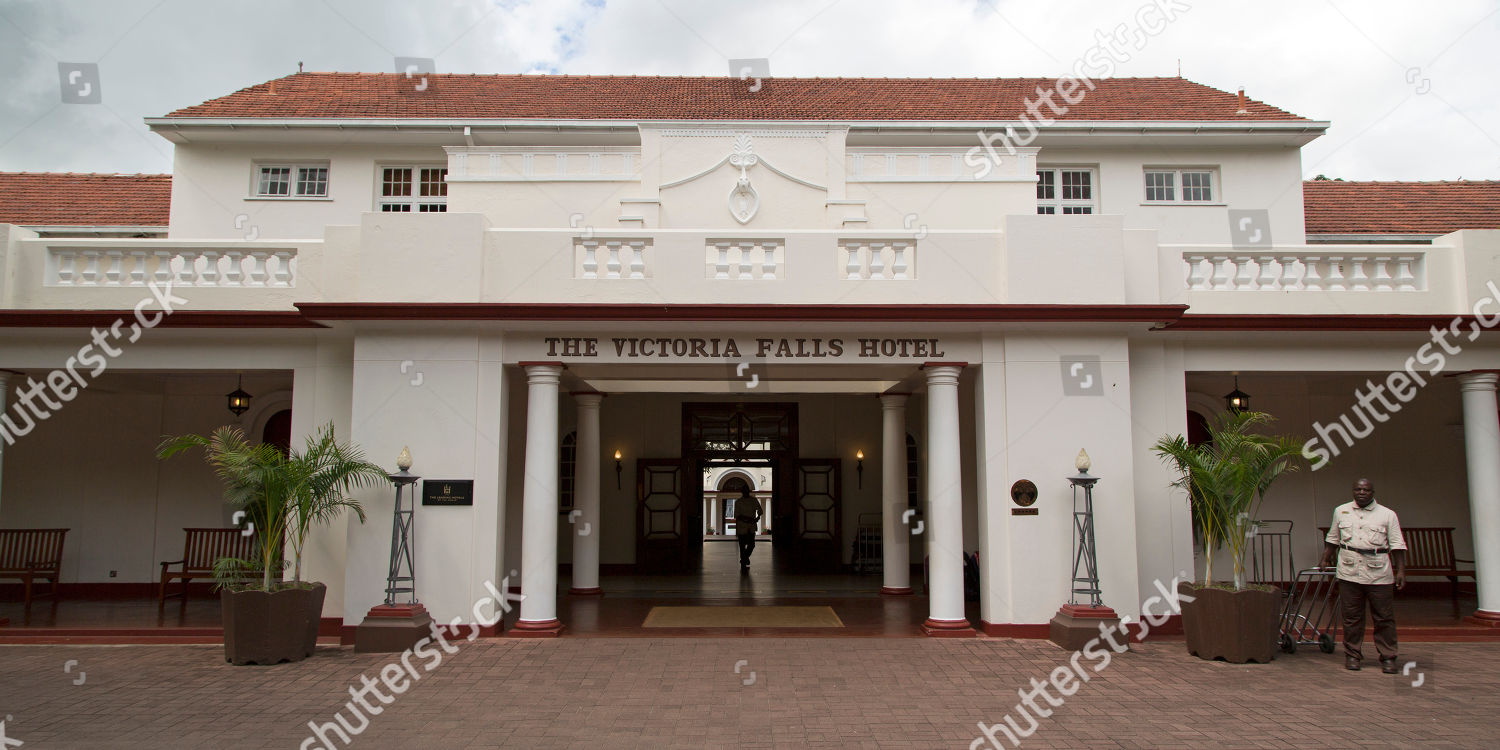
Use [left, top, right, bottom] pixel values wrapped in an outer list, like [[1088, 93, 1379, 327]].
[[642, 605, 844, 628]]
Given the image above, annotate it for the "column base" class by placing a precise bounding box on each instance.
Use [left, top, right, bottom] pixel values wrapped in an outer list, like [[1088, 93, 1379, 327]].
[[880, 586, 914, 596], [568, 587, 604, 596], [508, 618, 566, 637], [921, 617, 976, 637], [1049, 604, 1121, 651], [354, 603, 434, 653], [1465, 609, 1500, 627]]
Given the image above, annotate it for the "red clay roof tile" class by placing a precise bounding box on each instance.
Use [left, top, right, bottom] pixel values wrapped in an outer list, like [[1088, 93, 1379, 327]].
[[162, 73, 1310, 122], [1303, 180, 1500, 235], [0, 172, 170, 227]]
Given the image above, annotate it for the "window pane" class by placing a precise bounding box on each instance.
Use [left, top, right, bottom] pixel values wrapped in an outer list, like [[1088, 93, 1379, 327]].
[[1062, 206, 1093, 214], [419, 168, 448, 197], [418, 203, 447, 212], [258, 167, 290, 196], [1182, 171, 1213, 201], [1037, 206, 1056, 214], [380, 203, 412, 212], [296, 167, 328, 196], [1036, 170, 1055, 200], [382, 168, 412, 197], [1061, 170, 1091, 200], [1145, 171, 1174, 201]]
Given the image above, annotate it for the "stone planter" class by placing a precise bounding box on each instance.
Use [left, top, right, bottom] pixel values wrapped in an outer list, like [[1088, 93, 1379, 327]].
[[1179, 580, 1280, 664], [221, 583, 326, 665]]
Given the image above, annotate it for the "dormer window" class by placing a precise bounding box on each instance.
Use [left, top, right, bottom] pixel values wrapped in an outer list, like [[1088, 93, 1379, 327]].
[[254, 163, 329, 198]]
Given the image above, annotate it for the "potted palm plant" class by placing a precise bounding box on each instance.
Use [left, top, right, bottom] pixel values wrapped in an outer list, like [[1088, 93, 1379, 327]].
[[159, 423, 388, 665], [1152, 410, 1304, 663]]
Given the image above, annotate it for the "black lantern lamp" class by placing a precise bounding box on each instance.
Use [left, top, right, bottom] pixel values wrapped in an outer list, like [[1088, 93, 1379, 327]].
[[614, 449, 623, 489], [855, 450, 864, 488], [1224, 373, 1250, 413], [226, 374, 253, 416]]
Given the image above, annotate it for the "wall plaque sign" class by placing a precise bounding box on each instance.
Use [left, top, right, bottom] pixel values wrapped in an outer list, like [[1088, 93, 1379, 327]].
[[422, 479, 473, 507], [1011, 508, 1039, 516], [1010, 479, 1038, 507]]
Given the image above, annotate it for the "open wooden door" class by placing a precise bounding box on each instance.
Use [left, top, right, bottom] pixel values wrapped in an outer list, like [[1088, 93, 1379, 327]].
[[784, 458, 842, 572], [635, 459, 695, 573]]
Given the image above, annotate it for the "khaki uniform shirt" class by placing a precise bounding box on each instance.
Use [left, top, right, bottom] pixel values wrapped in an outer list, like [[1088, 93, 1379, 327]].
[[1325, 500, 1406, 585]]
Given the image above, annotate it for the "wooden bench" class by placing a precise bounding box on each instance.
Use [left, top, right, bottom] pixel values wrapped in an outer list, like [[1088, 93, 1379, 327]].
[[158, 527, 256, 607], [0, 528, 68, 611], [1320, 525, 1475, 608]]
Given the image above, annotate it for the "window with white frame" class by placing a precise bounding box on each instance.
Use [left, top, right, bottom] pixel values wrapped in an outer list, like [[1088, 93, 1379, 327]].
[[1143, 167, 1217, 203], [378, 166, 448, 212], [1035, 168, 1097, 214], [254, 163, 329, 198]]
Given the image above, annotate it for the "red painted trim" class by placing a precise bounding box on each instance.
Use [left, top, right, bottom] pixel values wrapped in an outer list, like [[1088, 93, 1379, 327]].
[[508, 618, 565, 637], [1057, 604, 1119, 619], [921, 617, 977, 637], [319, 617, 343, 637], [0, 582, 213, 599], [1161, 314, 1486, 332], [1126, 614, 1183, 641], [296, 302, 1188, 323], [568, 587, 604, 596], [1466, 610, 1500, 627], [0, 310, 324, 328], [880, 586, 914, 596], [980, 621, 1051, 638]]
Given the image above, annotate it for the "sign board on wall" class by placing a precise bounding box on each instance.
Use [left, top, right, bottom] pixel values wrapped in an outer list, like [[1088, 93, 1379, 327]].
[[422, 479, 474, 506]]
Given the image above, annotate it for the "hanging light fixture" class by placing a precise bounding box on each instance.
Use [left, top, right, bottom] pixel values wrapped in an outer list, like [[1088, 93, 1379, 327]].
[[1224, 373, 1250, 414], [226, 374, 253, 416]]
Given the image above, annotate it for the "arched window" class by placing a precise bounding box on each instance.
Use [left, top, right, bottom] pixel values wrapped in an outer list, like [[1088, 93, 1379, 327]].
[[906, 433, 921, 509], [559, 431, 577, 512]]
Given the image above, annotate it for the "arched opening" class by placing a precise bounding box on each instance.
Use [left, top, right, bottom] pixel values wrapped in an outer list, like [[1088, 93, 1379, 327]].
[[261, 409, 292, 456]]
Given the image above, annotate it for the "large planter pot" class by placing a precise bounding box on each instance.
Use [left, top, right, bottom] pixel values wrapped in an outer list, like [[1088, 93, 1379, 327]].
[[1179, 581, 1280, 664], [221, 583, 326, 665]]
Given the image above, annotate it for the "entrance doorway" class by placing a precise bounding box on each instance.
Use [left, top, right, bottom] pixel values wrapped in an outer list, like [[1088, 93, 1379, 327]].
[[634, 402, 843, 574]]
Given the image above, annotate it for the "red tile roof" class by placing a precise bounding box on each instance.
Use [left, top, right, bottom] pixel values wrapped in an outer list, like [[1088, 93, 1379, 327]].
[[1303, 180, 1500, 235], [163, 73, 1309, 122], [0, 173, 170, 227]]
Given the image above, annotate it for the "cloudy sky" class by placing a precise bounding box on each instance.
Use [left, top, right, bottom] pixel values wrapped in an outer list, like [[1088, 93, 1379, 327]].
[[0, 0, 1495, 180]]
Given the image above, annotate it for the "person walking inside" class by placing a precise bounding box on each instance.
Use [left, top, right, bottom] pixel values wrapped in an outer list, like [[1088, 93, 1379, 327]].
[[1319, 478, 1407, 673], [734, 488, 763, 570]]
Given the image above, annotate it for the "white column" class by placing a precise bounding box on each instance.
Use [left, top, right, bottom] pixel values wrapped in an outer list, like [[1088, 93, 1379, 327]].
[[923, 365, 973, 635], [513, 364, 564, 634], [570, 392, 603, 595], [1459, 372, 1500, 621], [880, 393, 913, 595]]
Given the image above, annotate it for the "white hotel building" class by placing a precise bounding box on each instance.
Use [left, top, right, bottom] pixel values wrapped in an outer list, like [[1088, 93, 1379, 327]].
[[1, 74, 1498, 637]]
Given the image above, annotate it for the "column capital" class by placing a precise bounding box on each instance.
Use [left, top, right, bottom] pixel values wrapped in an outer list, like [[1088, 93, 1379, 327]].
[[521, 362, 564, 383], [572, 391, 605, 407], [879, 393, 910, 408], [924, 364, 964, 387], [1458, 371, 1500, 392]]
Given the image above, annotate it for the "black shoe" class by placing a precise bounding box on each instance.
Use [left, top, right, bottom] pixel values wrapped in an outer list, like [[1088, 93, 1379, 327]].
[[1345, 656, 1361, 671], [1381, 658, 1399, 674]]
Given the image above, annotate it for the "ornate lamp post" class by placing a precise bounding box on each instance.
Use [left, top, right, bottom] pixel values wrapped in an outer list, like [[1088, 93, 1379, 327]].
[[1048, 449, 1123, 650], [355, 446, 434, 652]]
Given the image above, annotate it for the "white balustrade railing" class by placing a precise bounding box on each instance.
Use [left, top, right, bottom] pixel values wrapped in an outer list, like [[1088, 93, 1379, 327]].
[[841, 240, 915, 280], [1183, 251, 1425, 292], [705, 240, 783, 280], [576, 238, 651, 279], [47, 247, 296, 288]]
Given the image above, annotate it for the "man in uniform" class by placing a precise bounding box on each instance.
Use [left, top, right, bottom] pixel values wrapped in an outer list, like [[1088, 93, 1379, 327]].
[[1319, 478, 1406, 672], [733, 488, 763, 570]]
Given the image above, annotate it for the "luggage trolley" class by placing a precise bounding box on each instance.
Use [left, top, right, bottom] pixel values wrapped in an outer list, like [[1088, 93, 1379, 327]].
[[1279, 566, 1339, 654]]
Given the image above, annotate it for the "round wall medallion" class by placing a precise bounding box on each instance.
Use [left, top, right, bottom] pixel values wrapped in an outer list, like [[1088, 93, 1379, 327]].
[[1010, 479, 1038, 507]]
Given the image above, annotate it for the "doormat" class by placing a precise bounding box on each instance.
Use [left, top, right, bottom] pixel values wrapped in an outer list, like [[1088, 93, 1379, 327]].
[[642, 605, 844, 628]]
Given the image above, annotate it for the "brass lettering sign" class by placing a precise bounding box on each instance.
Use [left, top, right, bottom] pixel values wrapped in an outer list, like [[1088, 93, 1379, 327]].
[[542, 337, 946, 359], [422, 479, 474, 507]]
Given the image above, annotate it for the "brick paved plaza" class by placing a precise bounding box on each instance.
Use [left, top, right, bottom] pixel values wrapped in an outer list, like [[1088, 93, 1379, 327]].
[[1, 638, 1496, 749]]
